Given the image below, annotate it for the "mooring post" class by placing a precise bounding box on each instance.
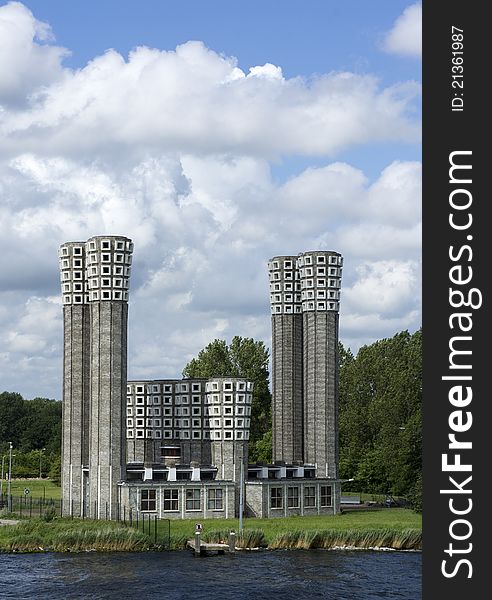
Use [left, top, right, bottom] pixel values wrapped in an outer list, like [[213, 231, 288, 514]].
[[228, 531, 236, 553], [194, 531, 201, 556]]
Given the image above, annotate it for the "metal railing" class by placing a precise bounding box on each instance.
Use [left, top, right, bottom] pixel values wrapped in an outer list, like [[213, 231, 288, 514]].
[[0, 493, 171, 548]]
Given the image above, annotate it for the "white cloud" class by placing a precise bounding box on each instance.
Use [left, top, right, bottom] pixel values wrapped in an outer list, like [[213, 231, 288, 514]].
[[382, 3, 422, 58], [0, 4, 422, 399], [0, 2, 68, 105], [1, 152, 421, 398], [0, 37, 420, 158]]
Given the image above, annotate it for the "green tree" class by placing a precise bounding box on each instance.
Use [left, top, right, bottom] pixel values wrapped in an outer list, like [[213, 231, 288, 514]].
[[0, 392, 27, 449], [338, 329, 422, 500], [0, 392, 62, 481], [252, 430, 272, 463], [18, 398, 62, 454], [183, 336, 272, 460]]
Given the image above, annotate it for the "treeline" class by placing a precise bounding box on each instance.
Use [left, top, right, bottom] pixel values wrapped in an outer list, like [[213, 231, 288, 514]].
[[0, 392, 61, 480], [339, 329, 422, 508]]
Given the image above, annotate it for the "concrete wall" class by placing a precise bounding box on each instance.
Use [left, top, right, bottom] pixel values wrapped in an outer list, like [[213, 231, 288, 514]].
[[61, 304, 90, 517], [120, 481, 236, 520], [302, 311, 339, 478], [271, 314, 304, 463], [89, 301, 128, 519], [245, 480, 340, 518]]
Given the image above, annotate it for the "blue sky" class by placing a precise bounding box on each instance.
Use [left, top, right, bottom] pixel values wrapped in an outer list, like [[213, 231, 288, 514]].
[[0, 1, 421, 399], [21, 0, 421, 180], [22, 1, 420, 80]]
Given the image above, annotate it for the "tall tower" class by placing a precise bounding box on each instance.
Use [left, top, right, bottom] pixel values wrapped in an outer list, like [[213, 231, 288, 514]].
[[86, 236, 133, 518], [298, 251, 342, 478], [268, 250, 343, 478], [59, 242, 90, 518], [268, 256, 303, 463], [59, 235, 133, 518]]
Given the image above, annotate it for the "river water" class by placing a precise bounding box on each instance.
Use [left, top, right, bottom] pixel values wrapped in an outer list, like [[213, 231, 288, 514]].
[[0, 550, 421, 600]]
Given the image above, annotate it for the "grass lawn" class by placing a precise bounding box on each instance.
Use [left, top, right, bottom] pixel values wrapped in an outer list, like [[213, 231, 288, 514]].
[[0, 509, 421, 552], [162, 508, 421, 543], [3, 478, 61, 500]]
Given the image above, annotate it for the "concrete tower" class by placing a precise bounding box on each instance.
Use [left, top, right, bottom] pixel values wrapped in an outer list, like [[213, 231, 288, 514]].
[[86, 235, 133, 518], [207, 378, 252, 483], [298, 250, 342, 477], [59, 242, 91, 518], [268, 256, 304, 463], [59, 235, 133, 518], [268, 250, 343, 478]]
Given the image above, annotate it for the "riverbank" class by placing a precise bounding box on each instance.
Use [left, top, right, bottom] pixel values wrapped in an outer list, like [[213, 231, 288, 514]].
[[0, 508, 421, 553]]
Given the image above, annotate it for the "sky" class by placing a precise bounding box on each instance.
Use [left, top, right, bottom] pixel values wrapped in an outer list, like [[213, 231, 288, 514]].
[[0, 1, 422, 399]]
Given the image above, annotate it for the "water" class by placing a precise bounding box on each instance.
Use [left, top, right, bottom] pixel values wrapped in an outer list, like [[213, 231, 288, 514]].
[[0, 550, 421, 600]]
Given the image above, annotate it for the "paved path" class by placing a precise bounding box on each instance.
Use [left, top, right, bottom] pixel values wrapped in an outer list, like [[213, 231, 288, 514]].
[[0, 519, 20, 526]]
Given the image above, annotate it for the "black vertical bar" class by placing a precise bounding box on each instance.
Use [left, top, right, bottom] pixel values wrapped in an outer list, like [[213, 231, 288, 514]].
[[29, 496, 32, 518], [154, 516, 157, 544], [424, 2, 487, 598]]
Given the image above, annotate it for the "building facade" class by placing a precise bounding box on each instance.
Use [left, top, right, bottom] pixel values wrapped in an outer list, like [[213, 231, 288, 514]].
[[59, 237, 343, 520]]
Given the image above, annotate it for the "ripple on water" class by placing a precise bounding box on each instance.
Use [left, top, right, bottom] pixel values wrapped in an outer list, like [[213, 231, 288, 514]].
[[0, 550, 421, 600]]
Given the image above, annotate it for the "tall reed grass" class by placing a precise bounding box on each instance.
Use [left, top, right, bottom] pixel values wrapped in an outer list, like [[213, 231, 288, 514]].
[[269, 528, 421, 550], [0, 519, 155, 552], [202, 528, 267, 548]]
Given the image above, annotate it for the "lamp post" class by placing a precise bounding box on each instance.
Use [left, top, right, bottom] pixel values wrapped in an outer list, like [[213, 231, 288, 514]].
[[39, 448, 46, 479], [1, 454, 5, 499], [7, 442, 13, 512]]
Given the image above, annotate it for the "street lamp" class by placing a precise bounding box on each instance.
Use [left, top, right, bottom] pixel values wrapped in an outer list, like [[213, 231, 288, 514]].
[[39, 448, 46, 479], [1, 454, 5, 499], [7, 442, 13, 512]]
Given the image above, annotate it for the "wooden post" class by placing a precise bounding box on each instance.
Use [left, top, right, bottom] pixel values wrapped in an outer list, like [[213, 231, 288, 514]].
[[228, 531, 236, 553]]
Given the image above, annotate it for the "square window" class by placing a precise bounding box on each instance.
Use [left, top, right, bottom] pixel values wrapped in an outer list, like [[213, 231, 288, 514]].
[[164, 489, 179, 511], [185, 489, 201, 511], [304, 486, 316, 507], [207, 488, 223, 510], [270, 487, 283, 509], [321, 486, 332, 507], [288, 487, 299, 508], [140, 489, 156, 511]]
